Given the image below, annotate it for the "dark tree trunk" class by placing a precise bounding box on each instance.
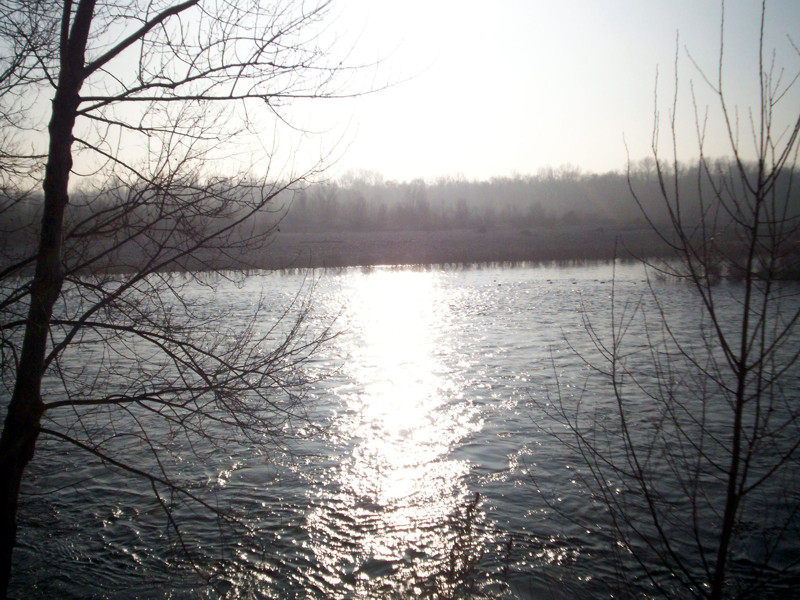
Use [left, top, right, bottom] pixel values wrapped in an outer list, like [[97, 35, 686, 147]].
[[0, 1, 95, 595]]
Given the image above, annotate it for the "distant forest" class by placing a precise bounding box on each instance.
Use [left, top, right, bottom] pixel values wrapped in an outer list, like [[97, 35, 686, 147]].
[[280, 159, 800, 233], [2, 159, 799, 271], [4, 158, 799, 236]]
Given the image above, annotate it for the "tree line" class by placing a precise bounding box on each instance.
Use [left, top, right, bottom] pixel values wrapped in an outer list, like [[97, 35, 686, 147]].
[[5, 158, 799, 249], [281, 160, 799, 233]]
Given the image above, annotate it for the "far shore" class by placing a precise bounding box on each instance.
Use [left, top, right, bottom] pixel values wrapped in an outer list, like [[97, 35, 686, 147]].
[[1, 225, 674, 275], [241, 226, 666, 272]]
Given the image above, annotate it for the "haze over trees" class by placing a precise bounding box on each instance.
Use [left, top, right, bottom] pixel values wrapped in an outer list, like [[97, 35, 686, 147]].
[[7, 159, 799, 271], [280, 161, 800, 235]]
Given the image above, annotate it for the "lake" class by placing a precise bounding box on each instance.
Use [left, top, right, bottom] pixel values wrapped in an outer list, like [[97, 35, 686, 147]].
[[10, 262, 800, 598]]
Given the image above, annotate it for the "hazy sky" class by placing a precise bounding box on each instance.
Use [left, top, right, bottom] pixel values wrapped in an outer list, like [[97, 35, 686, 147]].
[[311, 0, 800, 182]]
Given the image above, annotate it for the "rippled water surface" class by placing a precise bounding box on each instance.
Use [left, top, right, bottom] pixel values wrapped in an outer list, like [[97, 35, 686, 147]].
[[10, 263, 800, 598]]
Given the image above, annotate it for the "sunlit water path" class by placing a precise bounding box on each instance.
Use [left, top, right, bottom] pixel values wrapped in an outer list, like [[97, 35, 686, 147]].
[[10, 263, 800, 598], [304, 270, 481, 597]]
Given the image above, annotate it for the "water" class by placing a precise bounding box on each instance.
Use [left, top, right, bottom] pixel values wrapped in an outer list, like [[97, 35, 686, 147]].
[[9, 262, 800, 598]]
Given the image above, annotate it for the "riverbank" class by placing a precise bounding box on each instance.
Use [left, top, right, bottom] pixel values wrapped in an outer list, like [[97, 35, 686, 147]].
[[2, 225, 664, 275], [247, 226, 664, 271]]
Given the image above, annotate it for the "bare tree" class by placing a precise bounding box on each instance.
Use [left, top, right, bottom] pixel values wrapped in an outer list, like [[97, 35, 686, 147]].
[[539, 2, 800, 598], [0, 0, 354, 594]]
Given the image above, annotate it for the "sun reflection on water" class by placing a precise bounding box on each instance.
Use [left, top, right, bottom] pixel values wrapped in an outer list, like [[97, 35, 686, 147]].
[[305, 268, 480, 595]]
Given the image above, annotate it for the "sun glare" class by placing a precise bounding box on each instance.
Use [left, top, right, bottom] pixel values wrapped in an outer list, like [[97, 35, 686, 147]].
[[305, 268, 478, 592], [345, 270, 459, 499]]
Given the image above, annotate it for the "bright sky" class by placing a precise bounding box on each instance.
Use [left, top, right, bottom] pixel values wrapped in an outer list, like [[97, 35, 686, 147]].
[[309, 0, 800, 182]]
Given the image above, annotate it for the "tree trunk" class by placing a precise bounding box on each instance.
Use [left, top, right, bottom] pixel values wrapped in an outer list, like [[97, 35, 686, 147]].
[[0, 1, 95, 594]]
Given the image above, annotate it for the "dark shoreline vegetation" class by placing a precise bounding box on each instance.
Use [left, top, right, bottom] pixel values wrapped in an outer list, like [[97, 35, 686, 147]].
[[3, 162, 799, 276], [224, 226, 666, 271]]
